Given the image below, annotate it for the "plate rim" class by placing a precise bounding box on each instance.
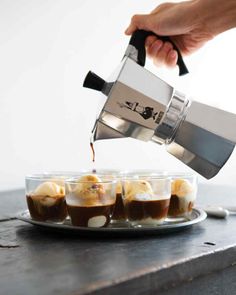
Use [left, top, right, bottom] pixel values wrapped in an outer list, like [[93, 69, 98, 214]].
[[16, 208, 207, 233]]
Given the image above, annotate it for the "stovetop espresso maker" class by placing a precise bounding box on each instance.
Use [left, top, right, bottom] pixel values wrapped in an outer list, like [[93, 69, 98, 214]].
[[83, 30, 236, 179]]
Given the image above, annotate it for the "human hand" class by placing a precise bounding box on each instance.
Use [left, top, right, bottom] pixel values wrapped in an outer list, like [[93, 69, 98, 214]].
[[125, 0, 236, 68]]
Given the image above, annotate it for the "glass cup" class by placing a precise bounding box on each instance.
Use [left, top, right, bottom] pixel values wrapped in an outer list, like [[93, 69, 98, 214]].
[[65, 177, 117, 227], [25, 174, 68, 222], [66, 169, 126, 223], [168, 173, 197, 218], [122, 176, 171, 227], [115, 170, 167, 223]]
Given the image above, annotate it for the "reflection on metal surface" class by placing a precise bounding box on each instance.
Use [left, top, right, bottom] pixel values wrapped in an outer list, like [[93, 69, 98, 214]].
[[167, 119, 235, 179]]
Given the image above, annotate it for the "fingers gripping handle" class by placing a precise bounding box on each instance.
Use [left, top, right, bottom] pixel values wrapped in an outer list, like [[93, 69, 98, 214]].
[[128, 30, 189, 76]]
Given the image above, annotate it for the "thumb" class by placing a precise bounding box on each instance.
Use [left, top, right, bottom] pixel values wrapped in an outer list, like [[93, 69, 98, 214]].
[[125, 14, 157, 35]]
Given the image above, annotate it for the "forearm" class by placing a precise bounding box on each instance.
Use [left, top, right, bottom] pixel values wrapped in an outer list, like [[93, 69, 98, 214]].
[[194, 0, 236, 36]]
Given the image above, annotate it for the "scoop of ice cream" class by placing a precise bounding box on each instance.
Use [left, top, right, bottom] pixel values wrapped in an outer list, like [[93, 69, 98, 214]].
[[125, 180, 153, 201], [74, 175, 105, 206], [79, 174, 100, 182], [171, 179, 193, 197], [33, 181, 64, 196], [49, 178, 65, 187], [77, 174, 101, 190]]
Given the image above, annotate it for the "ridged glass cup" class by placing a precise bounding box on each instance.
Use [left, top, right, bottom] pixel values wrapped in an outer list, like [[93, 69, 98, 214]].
[[122, 176, 171, 227], [168, 173, 197, 218], [25, 174, 68, 222], [65, 177, 117, 227]]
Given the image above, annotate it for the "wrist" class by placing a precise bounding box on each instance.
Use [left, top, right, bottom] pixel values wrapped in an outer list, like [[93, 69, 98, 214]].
[[193, 0, 236, 36]]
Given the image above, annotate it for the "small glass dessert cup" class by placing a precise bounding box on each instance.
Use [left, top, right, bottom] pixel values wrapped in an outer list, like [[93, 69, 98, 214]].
[[168, 173, 197, 218], [111, 170, 168, 223], [122, 176, 171, 227], [68, 169, 127, 224], [65, 175, 117, 227], [25, 174, 68, 222]]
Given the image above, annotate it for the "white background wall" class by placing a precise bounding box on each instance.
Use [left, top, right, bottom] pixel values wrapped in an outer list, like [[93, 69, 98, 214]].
[[0, 0, 236, 190]]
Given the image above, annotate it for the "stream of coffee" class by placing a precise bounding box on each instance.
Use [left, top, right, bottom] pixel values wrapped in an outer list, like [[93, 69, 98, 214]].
[[90, 142, 95, 163]]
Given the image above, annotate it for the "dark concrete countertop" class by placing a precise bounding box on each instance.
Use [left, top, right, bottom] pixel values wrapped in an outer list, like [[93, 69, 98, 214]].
[[1, 183, 236, 295]]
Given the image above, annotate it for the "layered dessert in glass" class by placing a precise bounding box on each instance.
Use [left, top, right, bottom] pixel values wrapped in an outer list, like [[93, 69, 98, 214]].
[[65, 175, 116, 227], [122, 176, 171, 226], [25, 174, 68, 222], [69, 169, 126, 223], [114, 170, 167, 223], [168, 173, 197, 218]]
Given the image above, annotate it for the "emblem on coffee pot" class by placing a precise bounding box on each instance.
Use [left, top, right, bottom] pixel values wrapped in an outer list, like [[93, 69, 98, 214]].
[[118, 101, 159, 120]]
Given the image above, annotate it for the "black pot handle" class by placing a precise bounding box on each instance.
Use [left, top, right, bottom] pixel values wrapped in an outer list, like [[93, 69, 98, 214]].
[[129, 30, 188, 76]]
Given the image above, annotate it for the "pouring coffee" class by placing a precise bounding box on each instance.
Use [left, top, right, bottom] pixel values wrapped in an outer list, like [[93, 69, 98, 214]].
[[83, 30, 236, 179]]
